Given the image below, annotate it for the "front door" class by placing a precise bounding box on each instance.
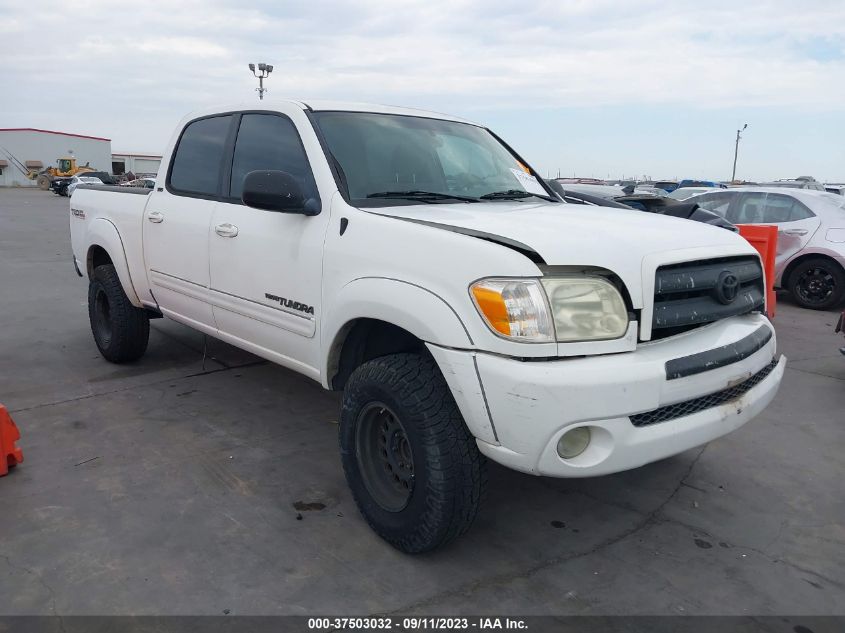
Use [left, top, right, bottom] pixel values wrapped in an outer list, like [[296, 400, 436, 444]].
[[208, 109, 330, 376], [143, 113, 234, 329]]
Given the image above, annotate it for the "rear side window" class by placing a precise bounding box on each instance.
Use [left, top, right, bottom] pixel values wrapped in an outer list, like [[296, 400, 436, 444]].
[[229, 113, 319, 203], [731, 192, 768, 223], [762, 194, 815, 223], [169, 115, 233, 196]]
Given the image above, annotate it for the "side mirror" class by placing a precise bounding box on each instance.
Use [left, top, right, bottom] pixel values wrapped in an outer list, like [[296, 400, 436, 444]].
[[241, 170, 320, 215]]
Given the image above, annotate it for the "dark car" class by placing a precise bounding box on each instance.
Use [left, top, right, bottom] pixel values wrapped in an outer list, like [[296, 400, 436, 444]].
[[545, 180, 737, 231]]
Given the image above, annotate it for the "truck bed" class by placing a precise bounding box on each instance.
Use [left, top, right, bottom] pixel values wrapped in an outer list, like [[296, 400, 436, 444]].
[[69, 185, 154, 307]]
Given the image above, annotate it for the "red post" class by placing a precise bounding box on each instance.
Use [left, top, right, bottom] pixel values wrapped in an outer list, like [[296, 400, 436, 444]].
[[0, 404, 24, 476], [737, 224, 778, 318]]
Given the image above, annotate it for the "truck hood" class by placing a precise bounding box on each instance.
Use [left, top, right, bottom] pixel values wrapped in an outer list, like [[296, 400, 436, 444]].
[[366, 200, 756, 308]]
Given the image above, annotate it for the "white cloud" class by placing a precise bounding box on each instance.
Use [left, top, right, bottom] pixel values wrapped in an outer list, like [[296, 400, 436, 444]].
[[0, 0, 843, 168]]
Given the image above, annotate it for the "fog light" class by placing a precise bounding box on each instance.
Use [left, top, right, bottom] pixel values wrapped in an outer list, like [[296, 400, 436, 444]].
[[557, 427, 591, 459]]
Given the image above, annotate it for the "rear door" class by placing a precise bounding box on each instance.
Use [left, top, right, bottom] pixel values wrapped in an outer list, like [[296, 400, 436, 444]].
[[208, 108, 330, 375], [143, 114, 234, 328], [731, 192, 821, 270]]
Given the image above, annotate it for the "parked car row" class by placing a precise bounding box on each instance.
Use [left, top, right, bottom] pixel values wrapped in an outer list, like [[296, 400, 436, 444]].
[[547, 180, 845, 310], [544, 180, 737, 231], [565, 175, 844, 196], [49, 171, 114, 196], [49, 174, 157, 197]]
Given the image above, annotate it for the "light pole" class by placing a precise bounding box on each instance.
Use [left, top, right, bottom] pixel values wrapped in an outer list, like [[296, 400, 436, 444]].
[[248, 63, 274, 100], [731, 123, 748, 182]]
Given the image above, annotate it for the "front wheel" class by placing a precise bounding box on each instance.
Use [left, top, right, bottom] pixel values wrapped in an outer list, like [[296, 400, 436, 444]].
[[340, 353, 487, 553], [787, 258, 845, 310], [88, 264, 150, 362]]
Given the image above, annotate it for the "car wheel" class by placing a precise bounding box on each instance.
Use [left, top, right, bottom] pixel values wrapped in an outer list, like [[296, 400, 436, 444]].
[[88, 264, 150, 362], [788, 258, 845, 310], [340, 353, 487, 553]]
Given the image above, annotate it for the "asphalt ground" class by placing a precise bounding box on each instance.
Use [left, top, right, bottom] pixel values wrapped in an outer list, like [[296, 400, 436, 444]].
[[1, 187, 843, 617]]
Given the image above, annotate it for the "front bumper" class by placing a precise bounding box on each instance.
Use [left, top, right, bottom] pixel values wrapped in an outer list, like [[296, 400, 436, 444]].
[[428, 313, 785, 478]]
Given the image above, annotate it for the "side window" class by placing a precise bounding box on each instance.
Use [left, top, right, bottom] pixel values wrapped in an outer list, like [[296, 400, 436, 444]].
[[169, 115, 233, 196], [763, 194, 814, 222], [229, 113, 319, 203], [694, 192, 732, 217], [732, 192, 768, 223]]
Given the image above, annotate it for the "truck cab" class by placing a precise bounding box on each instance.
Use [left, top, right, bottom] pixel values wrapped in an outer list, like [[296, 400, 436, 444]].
[[69, 100, 785, 553]]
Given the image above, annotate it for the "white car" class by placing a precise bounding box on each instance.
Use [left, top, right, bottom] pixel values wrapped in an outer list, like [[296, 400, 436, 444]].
[[688, 187, 845, 309], [69, 100, 784, 552], [67, 175, 104, 197], [761, 178, 826, 191]]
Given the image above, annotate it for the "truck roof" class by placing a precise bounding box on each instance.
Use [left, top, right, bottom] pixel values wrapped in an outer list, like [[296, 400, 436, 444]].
[[184, 99, 478, 126]]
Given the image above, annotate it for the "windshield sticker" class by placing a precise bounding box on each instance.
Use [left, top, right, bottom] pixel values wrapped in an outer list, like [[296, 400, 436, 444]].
[[509, 168, 547, 196]]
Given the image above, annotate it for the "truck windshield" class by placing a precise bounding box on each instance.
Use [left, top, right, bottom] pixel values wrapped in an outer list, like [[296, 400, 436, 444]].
[[311, 111, 554, 206]]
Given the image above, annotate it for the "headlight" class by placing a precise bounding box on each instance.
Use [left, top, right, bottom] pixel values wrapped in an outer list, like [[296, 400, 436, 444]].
[[470, 276, 628, 343], [470, 278, 554, 342], [541, 276, 628, 341]]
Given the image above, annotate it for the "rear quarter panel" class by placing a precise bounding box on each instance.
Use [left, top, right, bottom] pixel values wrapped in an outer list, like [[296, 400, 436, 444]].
[[69, 187, 154, 306]]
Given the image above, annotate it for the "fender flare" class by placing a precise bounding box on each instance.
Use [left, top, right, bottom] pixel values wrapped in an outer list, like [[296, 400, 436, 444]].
[[320, 276, 475, 384], [85, 218, 142, 307]]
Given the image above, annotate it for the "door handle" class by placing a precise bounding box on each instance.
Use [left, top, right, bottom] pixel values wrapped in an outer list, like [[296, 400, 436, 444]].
[[780, 228, 808, 236], [147, 211, 164, 223], [214, 223, 239, 238]]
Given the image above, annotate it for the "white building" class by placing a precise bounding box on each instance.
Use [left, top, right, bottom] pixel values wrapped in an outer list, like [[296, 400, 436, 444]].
[[111, 153, 162, 178], [0, 128, 112, 187]]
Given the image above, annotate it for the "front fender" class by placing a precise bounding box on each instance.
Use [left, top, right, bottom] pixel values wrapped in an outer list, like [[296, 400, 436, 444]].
[[320, 276, 475, 383], [85, 218, 142, 307]]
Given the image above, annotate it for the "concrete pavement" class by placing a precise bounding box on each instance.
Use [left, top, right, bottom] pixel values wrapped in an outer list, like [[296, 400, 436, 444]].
[[1, 188, 842, 616]]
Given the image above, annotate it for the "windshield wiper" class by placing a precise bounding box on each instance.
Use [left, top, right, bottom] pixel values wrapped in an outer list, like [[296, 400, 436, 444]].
[[366, 190, 479, 203], [479, 189, 542, 200]]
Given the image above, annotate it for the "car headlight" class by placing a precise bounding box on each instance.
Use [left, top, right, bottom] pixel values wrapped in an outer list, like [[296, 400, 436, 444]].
[[541, 276, 628, 341], [470, 276, 628, 343]]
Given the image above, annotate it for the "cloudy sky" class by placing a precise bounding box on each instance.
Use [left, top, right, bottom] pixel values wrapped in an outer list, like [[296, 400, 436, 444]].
[[2, 0, 844, 181]]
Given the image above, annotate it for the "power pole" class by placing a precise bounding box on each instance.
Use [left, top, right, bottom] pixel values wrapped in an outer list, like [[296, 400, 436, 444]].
[[731, 123, 748, 182]]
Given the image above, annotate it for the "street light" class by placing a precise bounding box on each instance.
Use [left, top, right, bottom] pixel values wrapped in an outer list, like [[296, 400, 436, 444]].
[[731, 123, 748, 182], [248, 62, 274, 100]]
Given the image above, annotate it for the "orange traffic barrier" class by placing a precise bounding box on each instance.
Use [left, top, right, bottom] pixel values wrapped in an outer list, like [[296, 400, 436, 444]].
[[737, 224, 778, 318], [0, 404, 24, 476]]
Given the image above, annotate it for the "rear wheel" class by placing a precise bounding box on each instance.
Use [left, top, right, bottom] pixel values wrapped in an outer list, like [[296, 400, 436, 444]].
[[787, 258, 845, 310], [340, 353, 486, 553], [88, 264, 150, 362]]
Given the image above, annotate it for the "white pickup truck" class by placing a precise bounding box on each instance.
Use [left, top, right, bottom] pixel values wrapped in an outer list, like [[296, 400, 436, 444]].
[[70, 100, 785, 553]]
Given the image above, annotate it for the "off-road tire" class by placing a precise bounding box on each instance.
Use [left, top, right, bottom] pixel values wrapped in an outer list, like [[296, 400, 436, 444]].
[[787, 257, 845, 310], [88, 264, 149, 362], [340, 353, 487, 553]]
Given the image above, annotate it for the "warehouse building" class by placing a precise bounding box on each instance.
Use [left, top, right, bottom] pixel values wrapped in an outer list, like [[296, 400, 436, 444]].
[[111, 153, 162, 178], [0, 128, 112, 187]]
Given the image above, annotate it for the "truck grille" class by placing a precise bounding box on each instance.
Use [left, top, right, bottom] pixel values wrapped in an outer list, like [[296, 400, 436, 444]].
[[629, 357, 778, 427], [651, 256, 764, 340]]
